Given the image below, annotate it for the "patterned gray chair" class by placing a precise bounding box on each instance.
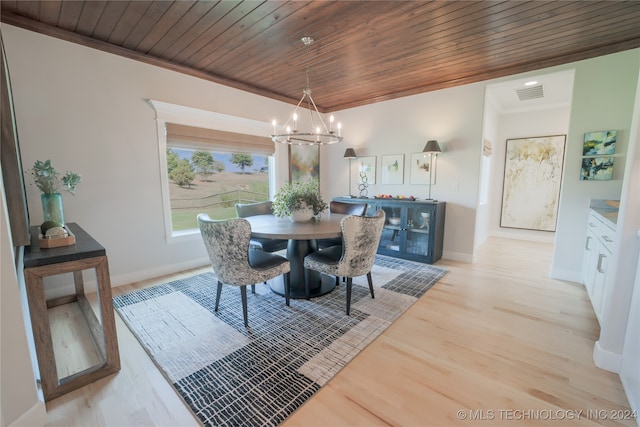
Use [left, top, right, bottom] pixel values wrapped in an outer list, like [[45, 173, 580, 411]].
[[317, 200, 368, 249], [197, 214, 291, 327], [304, 209, 385, 315], [235, 201, 288, 253]]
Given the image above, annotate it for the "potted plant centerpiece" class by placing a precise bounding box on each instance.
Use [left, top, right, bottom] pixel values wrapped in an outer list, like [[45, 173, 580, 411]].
[[30, 159, 81, 231], [272, 180, 327, 222]]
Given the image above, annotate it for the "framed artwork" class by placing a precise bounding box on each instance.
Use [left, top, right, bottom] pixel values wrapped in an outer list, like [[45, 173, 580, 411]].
[[289, 144, 319, 182], [410, 152, 431, 184], [583, 130, 617, 155], [580, 157, 614, 181], [381, 154, 404, 184], [357, 156, 376, 184], [500, 135, 566, 232], [581, 130, 616, 181]]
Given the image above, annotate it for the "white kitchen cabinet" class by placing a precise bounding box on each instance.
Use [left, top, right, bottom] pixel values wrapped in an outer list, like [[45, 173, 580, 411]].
[[582, 209, 616, 323]]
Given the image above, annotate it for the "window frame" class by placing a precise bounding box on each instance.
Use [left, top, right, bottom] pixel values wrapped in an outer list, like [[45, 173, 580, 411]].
[[148, 100, 274, 242]]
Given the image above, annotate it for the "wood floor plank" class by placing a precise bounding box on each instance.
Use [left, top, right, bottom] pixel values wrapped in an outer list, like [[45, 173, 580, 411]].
[[44, 238, 635, 426]]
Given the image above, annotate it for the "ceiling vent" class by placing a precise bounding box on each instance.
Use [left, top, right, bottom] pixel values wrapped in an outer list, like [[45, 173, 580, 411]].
[[516, 85, 544, 101]]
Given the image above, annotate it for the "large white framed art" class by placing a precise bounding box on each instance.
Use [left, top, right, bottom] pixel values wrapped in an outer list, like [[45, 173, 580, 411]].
[[500, 135, 566, 232]]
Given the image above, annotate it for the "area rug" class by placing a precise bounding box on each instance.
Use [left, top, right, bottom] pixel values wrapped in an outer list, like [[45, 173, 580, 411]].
[[113, 255, 447, 426]]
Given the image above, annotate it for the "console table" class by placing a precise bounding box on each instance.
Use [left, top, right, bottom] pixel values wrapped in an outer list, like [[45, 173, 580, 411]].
[[23, 223, 120, 401], [333, 197, 446, 264]]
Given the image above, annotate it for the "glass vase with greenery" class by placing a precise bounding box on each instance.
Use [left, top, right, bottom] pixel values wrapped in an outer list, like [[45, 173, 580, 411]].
[[30, 160, 81, 227], [272, 180, 327, 219]]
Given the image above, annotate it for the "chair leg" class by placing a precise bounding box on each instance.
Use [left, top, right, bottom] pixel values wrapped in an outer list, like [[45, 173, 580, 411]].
[[346, 277, 353, 315], [251, 284, 256, 294], [335, 276, 339, 287], [215, 281, 223, 312], [284, 272, 291, 307], [240, 285, 248, 327], [366, 272, 375, 298]]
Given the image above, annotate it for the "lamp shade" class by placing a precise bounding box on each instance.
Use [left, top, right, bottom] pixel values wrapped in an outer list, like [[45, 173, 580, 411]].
[[343, 148, 357, 159], [422, 140, 441, 154]]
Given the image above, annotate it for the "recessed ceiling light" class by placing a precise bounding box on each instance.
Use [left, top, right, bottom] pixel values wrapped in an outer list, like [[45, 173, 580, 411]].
[[524, 80, 538, 86]]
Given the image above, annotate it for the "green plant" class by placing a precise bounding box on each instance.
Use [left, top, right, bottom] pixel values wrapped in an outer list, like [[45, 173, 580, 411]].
[[30, 160, 81, 195], [272, 180, 327, 217]]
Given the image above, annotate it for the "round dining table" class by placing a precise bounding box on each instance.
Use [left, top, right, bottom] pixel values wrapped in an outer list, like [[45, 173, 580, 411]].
[[245, 213, 346, 299]]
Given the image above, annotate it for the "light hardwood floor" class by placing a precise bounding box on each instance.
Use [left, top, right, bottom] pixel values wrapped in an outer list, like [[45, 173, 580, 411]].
[[45, 238, 636, 426]]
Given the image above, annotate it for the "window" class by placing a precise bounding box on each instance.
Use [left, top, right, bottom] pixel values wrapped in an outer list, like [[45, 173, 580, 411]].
[[148, 100, 276, 239], [165, 145, 271, 231]]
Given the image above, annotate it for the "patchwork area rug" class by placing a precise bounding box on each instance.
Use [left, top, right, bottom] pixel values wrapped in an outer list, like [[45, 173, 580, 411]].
[[113, 255, 447, 426]]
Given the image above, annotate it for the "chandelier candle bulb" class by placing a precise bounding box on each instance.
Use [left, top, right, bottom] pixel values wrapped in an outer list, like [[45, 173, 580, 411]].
[[329, 115, 334, 132]]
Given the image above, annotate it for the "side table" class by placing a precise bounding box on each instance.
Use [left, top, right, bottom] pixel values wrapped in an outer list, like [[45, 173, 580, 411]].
[[23, 223, 120, 401]]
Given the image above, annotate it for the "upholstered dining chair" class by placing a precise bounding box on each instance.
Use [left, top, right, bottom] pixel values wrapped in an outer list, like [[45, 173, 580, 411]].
[[235, 201, 288, 253], [317, 200, 368, 249], [197, 214, 291, 327], [304, 209, 385, 315]]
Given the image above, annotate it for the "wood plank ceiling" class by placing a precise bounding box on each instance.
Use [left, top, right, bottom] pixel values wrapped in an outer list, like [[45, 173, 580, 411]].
[[2, 1, 640, 112]]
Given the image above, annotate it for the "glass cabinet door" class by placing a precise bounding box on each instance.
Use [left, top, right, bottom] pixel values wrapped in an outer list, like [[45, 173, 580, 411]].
[[379, 204, 402, 252], [405, 205, 431, 258]]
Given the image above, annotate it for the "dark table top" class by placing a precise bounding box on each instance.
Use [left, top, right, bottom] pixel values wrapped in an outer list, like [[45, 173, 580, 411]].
[[24, 223, 106, 268]]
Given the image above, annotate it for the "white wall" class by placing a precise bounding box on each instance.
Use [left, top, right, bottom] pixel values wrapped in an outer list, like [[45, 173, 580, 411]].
[[1, 176, 46, 426], [325, 84, 486, 262], [594, 57, 640, 372], [475, 95, 500, 248], [551, 51, 640, 282]]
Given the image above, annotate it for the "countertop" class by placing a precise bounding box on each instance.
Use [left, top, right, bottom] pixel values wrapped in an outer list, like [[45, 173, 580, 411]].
[[590, 199, 619, 225]]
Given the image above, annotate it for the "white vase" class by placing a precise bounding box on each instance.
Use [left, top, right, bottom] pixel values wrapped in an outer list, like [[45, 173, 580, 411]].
[[290, 206, 314, 222]]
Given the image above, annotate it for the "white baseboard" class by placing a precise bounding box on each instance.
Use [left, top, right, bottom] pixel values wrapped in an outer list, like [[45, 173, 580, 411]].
[[8, 400, 47, 427], [489, 230, 556, 243], [110, 257, 210, 288], [442, 250, 475, 264], [549, 267, 583, 283], [593, 340, 622, 373]]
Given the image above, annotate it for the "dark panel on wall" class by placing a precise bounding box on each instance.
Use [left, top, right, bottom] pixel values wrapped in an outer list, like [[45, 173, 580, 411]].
[[1, 31, 31, 248]]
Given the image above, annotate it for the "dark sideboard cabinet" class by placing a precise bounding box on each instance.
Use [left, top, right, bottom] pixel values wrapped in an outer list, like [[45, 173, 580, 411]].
[[333, 198, 446, 264]]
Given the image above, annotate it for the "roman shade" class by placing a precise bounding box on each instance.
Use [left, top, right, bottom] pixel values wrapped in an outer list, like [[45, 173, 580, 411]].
[[166, 123, 275, 155]]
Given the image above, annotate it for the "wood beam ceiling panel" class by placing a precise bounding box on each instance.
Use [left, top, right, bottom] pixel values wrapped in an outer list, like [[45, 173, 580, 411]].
[[185, 1, 311, 70], [121, 1, 173, 50], [132, 2, 193, 53], [107, 1, 154, 45], [2, 0, 640, 111], [39, 1, 62, 24], [74, 1, 107, 37], [171, 2, 255, 66], [143, 1, 216, 57], [91, 1, 129, 41]]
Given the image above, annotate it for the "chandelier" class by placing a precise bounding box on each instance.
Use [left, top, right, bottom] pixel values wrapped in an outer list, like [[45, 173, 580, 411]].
[[271, 36, 343, 145]]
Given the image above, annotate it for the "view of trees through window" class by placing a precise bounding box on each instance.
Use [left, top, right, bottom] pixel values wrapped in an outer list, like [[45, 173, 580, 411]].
[[166, 147, 270, 231]]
